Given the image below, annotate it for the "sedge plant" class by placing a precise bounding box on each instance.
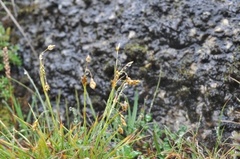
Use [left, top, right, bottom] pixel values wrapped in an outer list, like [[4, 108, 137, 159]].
[[0, 44, 142, 158]]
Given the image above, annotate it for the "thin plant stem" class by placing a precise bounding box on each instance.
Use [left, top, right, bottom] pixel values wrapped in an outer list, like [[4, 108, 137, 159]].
[[65, 99, 69, 127], [149, 66, 162, 113], [86, 91, 96, 119], [83, 85, 87, 134], [24, 69, 50, 128], [39, 48, 58, 130], [75, 89, 81, 118]]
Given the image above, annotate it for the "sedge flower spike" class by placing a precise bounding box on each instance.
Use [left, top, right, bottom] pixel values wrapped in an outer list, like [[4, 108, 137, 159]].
[[47, 45, 55, 50]]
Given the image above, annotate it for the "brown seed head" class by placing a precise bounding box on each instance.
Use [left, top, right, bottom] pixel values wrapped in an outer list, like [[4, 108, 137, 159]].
[[116, 43, 120, 52], [3, 47, 11, 78], [120, 101, 128, 112], [126, 76, 141, 86], [47, 45, 55, 50], [44, 83, 50, 92], [86, 55, 92, 63], [111, 70, 121, 88], [111, 80, 116, 88], [32, 119, 39, 131], [118, 125, 124, 134], [89, 78, 96, 89], [81, 75, 88, 87], [120, 116, 127, 127]]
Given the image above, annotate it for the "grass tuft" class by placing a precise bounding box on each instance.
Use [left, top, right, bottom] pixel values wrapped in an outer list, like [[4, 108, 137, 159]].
[[0, 43, 238, 158], [0, 44, 143, 158]]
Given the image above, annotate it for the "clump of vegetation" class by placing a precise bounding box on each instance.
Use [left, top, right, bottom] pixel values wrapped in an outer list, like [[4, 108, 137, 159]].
[[0, 23, 21, 100], [0, 44, 144, 158], [0, 22, 238, 159], [0, 43, 238, 158]]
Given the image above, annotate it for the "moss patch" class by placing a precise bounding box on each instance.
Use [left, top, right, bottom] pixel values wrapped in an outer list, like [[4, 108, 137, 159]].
[[124, 43, 148, 62]]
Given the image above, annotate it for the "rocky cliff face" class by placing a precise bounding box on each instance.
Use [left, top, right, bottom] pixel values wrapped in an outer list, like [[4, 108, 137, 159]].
[[14, 0, 240, 139]]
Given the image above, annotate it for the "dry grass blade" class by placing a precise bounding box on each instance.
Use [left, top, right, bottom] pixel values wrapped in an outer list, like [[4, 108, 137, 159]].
[[229, 76, 240, 84]]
